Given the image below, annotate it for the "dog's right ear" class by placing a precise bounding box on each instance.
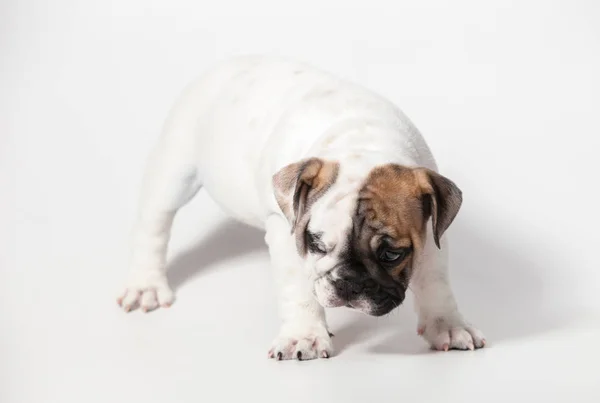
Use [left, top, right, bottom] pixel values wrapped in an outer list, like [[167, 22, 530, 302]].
[[272, 158, 339, 233]]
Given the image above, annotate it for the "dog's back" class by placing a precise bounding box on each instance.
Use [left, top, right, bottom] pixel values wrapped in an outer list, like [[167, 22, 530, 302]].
[[158, 55, 434, 226]]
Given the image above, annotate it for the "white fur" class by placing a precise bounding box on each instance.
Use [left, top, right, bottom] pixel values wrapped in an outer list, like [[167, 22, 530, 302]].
[[117, 55, 485, 357]]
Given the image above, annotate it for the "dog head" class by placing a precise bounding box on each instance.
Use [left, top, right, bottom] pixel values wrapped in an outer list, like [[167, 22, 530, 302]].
[[273, 158, 462, 316]]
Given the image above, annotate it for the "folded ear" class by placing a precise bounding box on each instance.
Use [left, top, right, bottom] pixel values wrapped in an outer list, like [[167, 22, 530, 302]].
[[272, 158, 339, 232], [414, 168, 463, 248]]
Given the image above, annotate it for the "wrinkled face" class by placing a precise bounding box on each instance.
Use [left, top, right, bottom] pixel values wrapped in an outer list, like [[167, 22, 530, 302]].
[[273, 159, 462, 316]]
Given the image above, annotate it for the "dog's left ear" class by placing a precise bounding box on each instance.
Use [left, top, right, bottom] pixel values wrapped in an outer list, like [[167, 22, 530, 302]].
[[273, 158, 339, 232], [414, 168, 463, 248]]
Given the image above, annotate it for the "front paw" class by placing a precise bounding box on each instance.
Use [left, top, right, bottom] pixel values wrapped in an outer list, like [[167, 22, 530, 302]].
[[268, 322, 333, 361], [116, 272, 174, 313], [418, 313, 486, 351]]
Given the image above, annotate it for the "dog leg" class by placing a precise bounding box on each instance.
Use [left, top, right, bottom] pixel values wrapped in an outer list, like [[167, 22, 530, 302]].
[[117, 139, 202, 313], [411, 232, 486, 351], [264, 214, 333, 360]]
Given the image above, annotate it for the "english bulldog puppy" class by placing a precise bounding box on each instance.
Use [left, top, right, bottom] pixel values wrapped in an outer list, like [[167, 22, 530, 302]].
[[117, 55, 486, 360]]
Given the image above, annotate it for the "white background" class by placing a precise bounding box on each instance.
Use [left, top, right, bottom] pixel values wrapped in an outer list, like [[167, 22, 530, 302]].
[[2, 1, 600, 402]]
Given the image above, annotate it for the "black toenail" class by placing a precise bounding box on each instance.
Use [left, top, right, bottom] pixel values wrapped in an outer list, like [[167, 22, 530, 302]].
[[297, 351, 302, 360], [277, 352, 282, 360]]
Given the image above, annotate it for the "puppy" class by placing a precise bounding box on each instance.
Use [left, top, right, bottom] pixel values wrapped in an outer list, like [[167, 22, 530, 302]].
[[117, 55, 485, 360]]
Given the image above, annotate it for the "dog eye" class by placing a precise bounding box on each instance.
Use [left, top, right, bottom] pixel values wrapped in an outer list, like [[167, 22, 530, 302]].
[[378, 247, 410, 263], [306, 230, 327, 254], [313, 243, 327, 254]]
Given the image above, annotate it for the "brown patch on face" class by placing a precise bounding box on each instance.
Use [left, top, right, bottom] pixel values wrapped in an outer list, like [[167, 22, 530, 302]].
[[355, 164, 462, 283], [273, 158, 340, 255]]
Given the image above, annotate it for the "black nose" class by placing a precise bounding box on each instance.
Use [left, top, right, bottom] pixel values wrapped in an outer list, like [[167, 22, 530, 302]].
[[386, 286, 406, 301], [333, 280, 363, 300]]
